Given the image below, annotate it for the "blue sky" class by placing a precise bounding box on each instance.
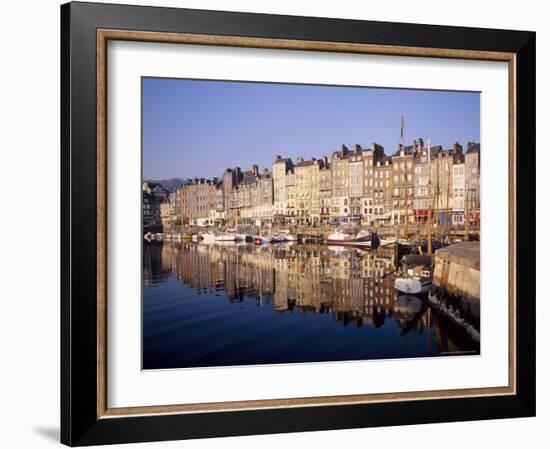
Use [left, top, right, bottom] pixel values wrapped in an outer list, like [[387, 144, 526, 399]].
[[142, 78, 479, 180]]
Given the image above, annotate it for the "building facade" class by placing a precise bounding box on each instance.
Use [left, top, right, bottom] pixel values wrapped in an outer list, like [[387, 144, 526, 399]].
[[149, 140, 481, 231]]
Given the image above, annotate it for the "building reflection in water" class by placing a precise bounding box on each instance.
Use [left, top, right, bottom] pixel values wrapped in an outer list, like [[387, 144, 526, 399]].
[[144, 241, 479, 369]]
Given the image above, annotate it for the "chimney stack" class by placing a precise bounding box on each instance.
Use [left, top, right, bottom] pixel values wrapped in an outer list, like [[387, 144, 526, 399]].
[[453, 142, 463, 155], [340, 144, 349, 155]]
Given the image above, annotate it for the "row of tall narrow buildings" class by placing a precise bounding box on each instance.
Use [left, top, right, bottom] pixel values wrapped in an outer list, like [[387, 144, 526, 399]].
[[144, 138, 480, 229]]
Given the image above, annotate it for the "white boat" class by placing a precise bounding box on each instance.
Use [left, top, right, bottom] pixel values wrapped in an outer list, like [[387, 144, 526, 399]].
[[269, 234, 287, 243], [280, 233, 298, 242], [214, 233, 236, 242], [394, 276, 432, 295], [326, 230, 371, 246], [200, 232, 216, 244]]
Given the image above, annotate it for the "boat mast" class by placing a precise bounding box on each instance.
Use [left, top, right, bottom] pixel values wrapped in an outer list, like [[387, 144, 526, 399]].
[[404, 172, 409, 240], [401, 115, 409, 240], [435, 156, 440, 242], [426, 140, 432, 256], [445, 161, 451, 242], [464, 178, 469, 238]]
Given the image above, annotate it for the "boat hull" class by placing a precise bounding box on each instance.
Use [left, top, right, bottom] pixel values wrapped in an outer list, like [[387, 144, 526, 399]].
[[326, 238, 371, 246], [200, 234, 216, 243], [395, 277, 431, 295]]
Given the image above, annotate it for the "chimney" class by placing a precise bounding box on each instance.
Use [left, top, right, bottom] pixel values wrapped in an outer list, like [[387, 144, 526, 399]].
[[398, 143, 404, 156], [353, 144, 361, 152], [340, 144, 349, 155], [297, 157, 304, 164], [252, 164, 259, 176], [453, 142, 463, 155]]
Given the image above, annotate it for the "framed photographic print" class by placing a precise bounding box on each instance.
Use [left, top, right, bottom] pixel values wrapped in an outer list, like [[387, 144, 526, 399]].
[[61, 1, 536, 446]]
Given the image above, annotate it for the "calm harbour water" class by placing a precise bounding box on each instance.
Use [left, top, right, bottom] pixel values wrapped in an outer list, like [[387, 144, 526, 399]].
[[143, 242, 479, 370]]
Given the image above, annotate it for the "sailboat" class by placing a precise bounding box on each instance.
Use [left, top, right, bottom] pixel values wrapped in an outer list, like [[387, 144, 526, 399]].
[[395, 139, 435, 295]]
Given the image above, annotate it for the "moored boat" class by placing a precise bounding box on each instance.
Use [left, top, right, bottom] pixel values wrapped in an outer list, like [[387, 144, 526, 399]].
[[214, 233, 236, 242], [326, 229, 371, 246], [394, 254, 433, 295], [200, 232, 216, 243], [280, 233, 298, 242], [269, 234, 287, 243], [394, 276, 431, 294]]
